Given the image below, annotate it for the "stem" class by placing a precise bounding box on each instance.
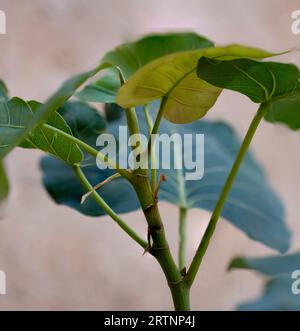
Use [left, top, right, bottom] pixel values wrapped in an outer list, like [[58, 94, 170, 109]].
[[185, 103, 269, 288], [73, 165, 147, 249], [131, 174, 190, 310], [125, 107, 140, 137], [178, 208, 187, 270], [143, 105, 157, 192], [43, 123, 132, 180], [146, 97, 167, 160], [125, 107, 148, 177]]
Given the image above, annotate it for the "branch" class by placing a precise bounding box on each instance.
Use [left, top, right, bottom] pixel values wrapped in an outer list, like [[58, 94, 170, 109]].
[[184, 103, 269, 288], [143, 105, 157, 192], [73, 165, 147, 250], [147, 97, 167, 158]]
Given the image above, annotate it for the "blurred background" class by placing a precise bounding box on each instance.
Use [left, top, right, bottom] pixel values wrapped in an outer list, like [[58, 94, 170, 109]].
[[0, 0, 299, 310]]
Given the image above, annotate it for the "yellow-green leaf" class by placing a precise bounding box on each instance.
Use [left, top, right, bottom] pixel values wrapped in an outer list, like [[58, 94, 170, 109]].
[[116, 45, 280, 123]]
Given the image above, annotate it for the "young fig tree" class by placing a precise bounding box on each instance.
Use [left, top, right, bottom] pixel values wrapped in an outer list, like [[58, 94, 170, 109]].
[[1, 32, 298, 310]]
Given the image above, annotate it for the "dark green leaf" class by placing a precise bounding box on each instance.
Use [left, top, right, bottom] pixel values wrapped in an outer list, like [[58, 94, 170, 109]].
[[197, 57, 300, 130], [197, 57, 299, 102]]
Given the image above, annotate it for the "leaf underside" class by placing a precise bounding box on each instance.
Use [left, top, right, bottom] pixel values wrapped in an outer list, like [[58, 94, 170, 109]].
[[229, 253, 300, 311]]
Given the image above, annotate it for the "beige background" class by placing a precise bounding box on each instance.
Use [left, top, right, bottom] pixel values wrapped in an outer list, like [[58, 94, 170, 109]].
[[0, 0, 299, 310]]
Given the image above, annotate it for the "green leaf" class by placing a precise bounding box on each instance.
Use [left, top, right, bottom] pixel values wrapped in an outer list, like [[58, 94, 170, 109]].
[[0, 64, 106, 161], [229, 252, 300, 276], [117, 45, 277, 123], [197, 57, 300, 130], [1, 97, 34, 157], [77, 32, 214, 104], [19, 101, 83, 164], [229, 253, 300, 311], [198, 57, 299, 102], [41, 106, 290, 252], [0, 160, 9, 202]]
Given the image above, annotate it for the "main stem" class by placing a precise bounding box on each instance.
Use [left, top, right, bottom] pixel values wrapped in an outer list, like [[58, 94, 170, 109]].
[[131, 174, 190, 310], [185, 103, 269, 287]]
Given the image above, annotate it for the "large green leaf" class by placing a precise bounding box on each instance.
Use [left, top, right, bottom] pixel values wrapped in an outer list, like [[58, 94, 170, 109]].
[[229, 253, 300, 310], [0, 64, 105, 161], [77, 32, 214, 104], [197, 57, 300, 130], [19, 101, 83, 164], [198, 57, 299, 102], [116, 45, 277, 124], [41, 104, 290, 252]]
